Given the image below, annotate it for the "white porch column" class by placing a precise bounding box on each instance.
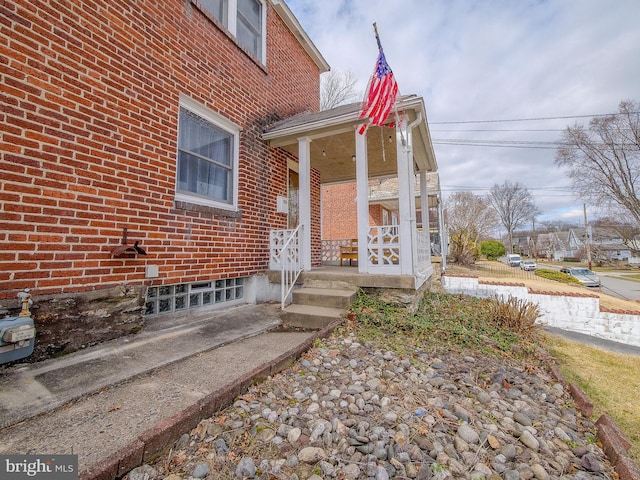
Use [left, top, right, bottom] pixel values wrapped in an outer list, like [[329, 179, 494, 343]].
[[298, 136, 312, 271], [355, 130, 369, 274], [419, 171, 429, 234], [396, 127, 416, 275], [439, 196, 447, 272]]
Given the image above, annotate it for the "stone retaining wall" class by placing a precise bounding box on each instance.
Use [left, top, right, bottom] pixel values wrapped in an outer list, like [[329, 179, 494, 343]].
[[441, 274, 640, 348]]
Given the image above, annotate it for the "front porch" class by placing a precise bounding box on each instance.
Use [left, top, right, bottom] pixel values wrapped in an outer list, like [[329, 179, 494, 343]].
[[263, 95, 442, 309], [262, 264, 430, 331]]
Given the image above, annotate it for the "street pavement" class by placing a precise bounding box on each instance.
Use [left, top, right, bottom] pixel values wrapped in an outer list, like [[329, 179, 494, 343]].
[[598, 271, 640, 301], [544, 325, 640, 357]]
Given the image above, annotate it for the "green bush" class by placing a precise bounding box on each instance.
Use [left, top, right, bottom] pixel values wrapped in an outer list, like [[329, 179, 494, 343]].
[[535, 268, 581, 284], [479, 240, 506, 260]]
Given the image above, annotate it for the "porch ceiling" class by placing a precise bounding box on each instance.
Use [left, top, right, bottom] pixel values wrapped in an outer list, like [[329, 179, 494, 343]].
[[262, 95, 438, 185]]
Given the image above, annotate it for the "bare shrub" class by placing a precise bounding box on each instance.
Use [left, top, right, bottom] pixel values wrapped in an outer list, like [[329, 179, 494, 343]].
[[487, 295, 541, 337]]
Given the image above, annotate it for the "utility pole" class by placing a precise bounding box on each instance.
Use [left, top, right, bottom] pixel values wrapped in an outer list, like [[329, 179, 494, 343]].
[[531, 217, 537, 259], [583, 204, 592, 270]]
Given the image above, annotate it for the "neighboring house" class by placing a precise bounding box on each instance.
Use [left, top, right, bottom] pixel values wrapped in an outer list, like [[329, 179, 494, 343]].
[[589, 227, 632, 262], [321, 173, 443, 263], [535, 227, 633, 262], [536, 229, 584, 261], [511, 235, 532, 257], [1, 1, 440, 361], [536, 232, 570, 261]]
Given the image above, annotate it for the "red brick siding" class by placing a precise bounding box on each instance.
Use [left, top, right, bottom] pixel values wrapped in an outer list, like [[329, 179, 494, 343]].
[[0, 0, 321, 298], [321, 183, 390, 240], [369, 205, 384, 227], [322, 183, 357, 240]]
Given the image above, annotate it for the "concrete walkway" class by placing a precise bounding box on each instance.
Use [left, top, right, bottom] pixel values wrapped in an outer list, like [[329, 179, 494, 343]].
[[544, 326, 640, 357], [0, 303, 335, 479]]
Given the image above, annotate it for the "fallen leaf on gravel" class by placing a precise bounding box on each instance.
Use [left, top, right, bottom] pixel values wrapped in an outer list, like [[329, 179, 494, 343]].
[[487, 434, 500, 449]]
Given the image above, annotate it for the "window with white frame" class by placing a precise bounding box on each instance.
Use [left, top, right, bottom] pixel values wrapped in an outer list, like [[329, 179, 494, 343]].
[[195, 0, 265, 62], [176, 97, 239, 209]]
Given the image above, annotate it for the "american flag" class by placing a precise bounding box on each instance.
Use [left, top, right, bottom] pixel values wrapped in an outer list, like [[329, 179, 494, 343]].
[[358, 29, 399, 135]]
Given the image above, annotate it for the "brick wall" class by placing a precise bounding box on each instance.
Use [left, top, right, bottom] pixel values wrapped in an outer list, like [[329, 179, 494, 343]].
[[322, 183, 357, 240], [321, 183, 391, 240], [0, 0, 321, 299], [0, 0, 322, 358]]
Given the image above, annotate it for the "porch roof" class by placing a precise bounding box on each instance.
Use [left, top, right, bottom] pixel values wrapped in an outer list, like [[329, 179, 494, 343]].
[[262, 95, 438, 184]]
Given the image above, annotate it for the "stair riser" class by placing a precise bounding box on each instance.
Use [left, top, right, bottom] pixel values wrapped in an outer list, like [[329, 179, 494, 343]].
[[282, 312, 339, 329], [292, 292, 355, 309]]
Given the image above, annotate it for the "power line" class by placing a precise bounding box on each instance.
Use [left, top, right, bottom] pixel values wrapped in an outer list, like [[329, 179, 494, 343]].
[[442, 185, 573, 191], [440, 185, 577, 197], [433, 138, 630, 150], [431, 111, 639, 125], [432, 128, 566, 133], [433, 141, 558, 150]]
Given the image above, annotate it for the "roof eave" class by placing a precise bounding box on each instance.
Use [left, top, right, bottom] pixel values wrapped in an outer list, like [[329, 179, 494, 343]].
[[262, 96, 428, 142], [262, 111, 362, 142]]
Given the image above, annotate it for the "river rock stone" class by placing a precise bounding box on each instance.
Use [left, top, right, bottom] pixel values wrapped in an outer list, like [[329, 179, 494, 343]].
[[125, 332, 614, 480]]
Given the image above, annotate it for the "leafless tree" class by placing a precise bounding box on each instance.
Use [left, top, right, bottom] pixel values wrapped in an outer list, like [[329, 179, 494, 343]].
[[445, 192, 498, 264], [537, 219, 579, 233], [488, 181, 539, 254], [593, 214, 640, 254], [320, 70, 360, 111], [556, 100, 640, 225]]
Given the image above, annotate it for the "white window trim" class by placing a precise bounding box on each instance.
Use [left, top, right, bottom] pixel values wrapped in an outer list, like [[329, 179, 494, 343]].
[[176, 95, 240, 211], [228, 0, 267, 64], [195, 0, 266, 64]]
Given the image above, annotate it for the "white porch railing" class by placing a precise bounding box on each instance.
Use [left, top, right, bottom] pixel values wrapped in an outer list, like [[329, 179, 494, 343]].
[[270, 226, 303, 309], [416, 230, 430, 273], [366, 225, 400, 273]]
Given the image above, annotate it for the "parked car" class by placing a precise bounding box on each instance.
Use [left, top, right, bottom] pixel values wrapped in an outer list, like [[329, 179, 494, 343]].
[[520, 260, 537, 271], [560, 267, 601, 287], [506, 254, 522, 267]]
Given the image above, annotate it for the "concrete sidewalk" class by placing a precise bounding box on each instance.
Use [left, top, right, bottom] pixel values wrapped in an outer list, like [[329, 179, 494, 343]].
[[0, 303, 335, 479], [543, 326, 640, 357]]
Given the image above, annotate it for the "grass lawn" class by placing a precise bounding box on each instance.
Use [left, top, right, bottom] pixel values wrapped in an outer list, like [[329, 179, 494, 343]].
[[541, 333, 640, 464]]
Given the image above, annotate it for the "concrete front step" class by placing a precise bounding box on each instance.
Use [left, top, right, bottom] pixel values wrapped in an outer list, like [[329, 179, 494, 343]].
[[292, 287, 356, 309], [282, 304, 345, 329]]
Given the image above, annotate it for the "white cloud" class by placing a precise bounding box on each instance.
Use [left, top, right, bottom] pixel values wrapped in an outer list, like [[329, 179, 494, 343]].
[[286, 0, 640, 223]]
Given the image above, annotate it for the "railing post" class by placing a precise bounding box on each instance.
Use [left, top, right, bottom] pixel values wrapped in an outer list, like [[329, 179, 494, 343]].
[[275, 225, 303, 310]]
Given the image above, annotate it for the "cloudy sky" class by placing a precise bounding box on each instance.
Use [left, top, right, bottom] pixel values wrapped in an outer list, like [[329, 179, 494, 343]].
[[286, 0, 640, 224]]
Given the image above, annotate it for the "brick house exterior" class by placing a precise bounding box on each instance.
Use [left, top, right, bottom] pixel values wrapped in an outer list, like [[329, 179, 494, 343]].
[[0, 0, 328, 360], [322, 183, 388, 240]]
